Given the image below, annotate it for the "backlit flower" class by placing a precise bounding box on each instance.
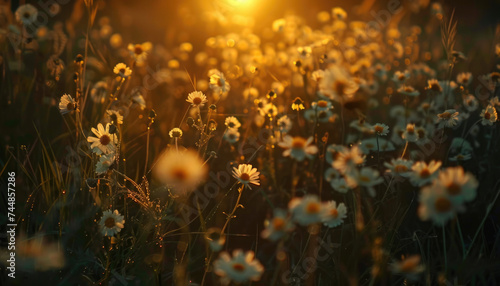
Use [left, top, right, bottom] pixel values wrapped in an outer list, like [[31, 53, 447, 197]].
[[261, 209, 294, 241], [278, 136, 318, 161], [321, 200, 347, 227], [437, 109, 459, 128], [128, 42, 152, 63], [372, 123, 389, 136], [15, 4, 38, 25], [87, 123, 118, 155], [480, 105, 497, 126], [186, 91, 208, 107], [96, 153, 116, 175], [153, 148, 208, 196], [113, 63, 132, 78], [214, 250, 264, 285], [59, 94, 76, 115], [225, 116, 241, 130], [169, 127, 183, 138], [390, 255, 425, 282], [99, 210, 125, 236], [209, 69, 230, 94], [410, 160, 441, 187], [418, 184, 459, 226], [384, 158, 413, 177], [289, 195, 325, 226], [332, 145, 365, 175], [232, 164, 260, 189]]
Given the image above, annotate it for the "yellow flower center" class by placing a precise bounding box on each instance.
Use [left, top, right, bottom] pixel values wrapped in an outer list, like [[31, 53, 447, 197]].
[[484, 112, 491, 120], [446, 182, 461, 195], [359, 175, 371, 182], [434, 197, 452, 213], [329, 208, 339, 218], [292, 137, 306, 149], [105, 217, 115, 228], [419, 168, 431, 178], [305, 202, 321, 214], [374, 125, 384, 133], [317, 100, 328, 108], [100, 134, 111, 146], [232, 263, 245, 272], [333, 80, 347, 96], [239, 173, 250, 182], [394, 164, 408, 173], [67, 102, 75, 111], [172, 167, 188, 182], [192, 97, 202, 105], [273, 217, 286, 230], [400, 257, 420, 272], [134, 45, 143, 55], [439, 112, 451, 119]]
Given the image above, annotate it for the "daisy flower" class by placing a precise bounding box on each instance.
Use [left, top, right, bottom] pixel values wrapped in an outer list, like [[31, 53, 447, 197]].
[[372, 123, 389, 136], [397, 85, 420, 97], [384, 158, 413, 177], [106, 110, 123, 125], [205, 228, 226, 252], [456, 72, 472, 86], [463, 94, 479, 112], [186, 91, 208, 107], [418, 184, 459, 226], [448, 153, 472, 162], [277, 115, 292, 133], [480, 105, 498, 126], [96, 153, 116, 175], [332, 7, 347, 20], [346, 167, 383, 197], [15, 4, 38, 25], [113, 63, 132, 78], [153, 148, 208, 196], [90, 81, 108, 104], [409, 160, 441, 187], [291, 97, 305, 111], [87, 123, 118, 155], [208, 69, 230, 94], [319, 66, 359, 102], [288, 195, 325, 226], [232, 164, 260, 189], [214, 250, 264, 285], [99, 210, 125, 236], [278, 136, 318, 161], [59, 94, 76, 115], [312, 100, 333, 111], [330, 178, 351, 193], [321, 201, 347, 228], [392, 70, 410, 85], [132, 93, 146, 110], [332, 145, 365, 175], [389, 255, 425, 282], [169, 127, 183, 138], [325, 144, 348, 165], [437, 109, 459, 128], [128, 42, 152, 63], [426, 79, 443, 93], [224, 129, 240, 144], [224, 116, 241, 130], [261, 209, 294, 241], [402, 123, 419, 142], [437, 166, 478, 205]]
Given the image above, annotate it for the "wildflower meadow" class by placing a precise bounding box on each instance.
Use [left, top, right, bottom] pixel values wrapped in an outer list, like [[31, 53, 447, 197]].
[[1, 0, 500, 285]]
